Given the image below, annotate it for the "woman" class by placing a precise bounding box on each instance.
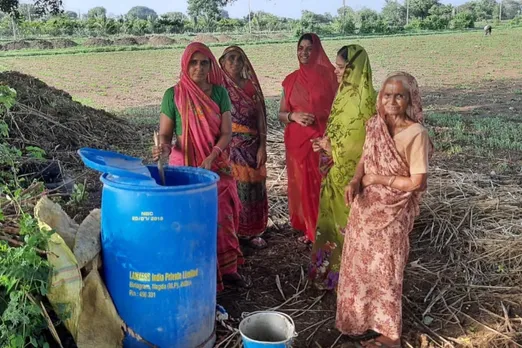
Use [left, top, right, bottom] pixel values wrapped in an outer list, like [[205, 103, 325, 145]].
[[219, 46, 268, 249], [309, 45, 376, 290], [152, 42, 248, 290], [279, 33, 338, 243], [336, 72, 433, 348]]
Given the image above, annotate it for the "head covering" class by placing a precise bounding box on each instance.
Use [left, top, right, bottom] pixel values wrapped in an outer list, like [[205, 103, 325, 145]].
[[377, 71, 424, 123], [219, 45, 266, 118], [282, 33, 338, 128], [322, 44, 377, 176], [174, 42, 227, 169]]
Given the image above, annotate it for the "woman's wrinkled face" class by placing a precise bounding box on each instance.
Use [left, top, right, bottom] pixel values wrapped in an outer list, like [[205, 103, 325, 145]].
[[297, 39, 313, 65], [223, 51, 244, 77], [335, 54, 348, 83], [188, 52, 211, 84], [382, 80, 410, 117]]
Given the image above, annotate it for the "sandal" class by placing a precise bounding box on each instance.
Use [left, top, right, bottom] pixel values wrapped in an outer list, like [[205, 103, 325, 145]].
[[222, 273, 253, 289], [249, 237, 267, 249]]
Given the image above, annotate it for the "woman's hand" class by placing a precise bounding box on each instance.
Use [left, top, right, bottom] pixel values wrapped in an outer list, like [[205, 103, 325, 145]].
[[311, 137, 331, 154], [344, 178, 362, 206], [152, 144, 171, 162], [361, 174, 376, 188], [291, 112, 316, 127], [200, 153, 217, 170], [256, 144, 267, 169]]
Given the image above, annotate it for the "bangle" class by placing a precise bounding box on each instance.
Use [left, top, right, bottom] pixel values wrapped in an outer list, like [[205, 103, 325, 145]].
[[212, 146, 222, 155], [388, 176, 396, 186], [160, 143, 172, 153], [287, 112, 293, 122]]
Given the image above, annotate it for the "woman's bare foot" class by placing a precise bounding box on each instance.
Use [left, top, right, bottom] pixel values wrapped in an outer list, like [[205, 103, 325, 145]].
[[297, 235, 311, 244], [249, 237, 267, 249], [222, 273, 252, 289]]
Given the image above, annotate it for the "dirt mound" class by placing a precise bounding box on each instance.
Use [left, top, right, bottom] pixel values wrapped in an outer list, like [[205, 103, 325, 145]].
[[175, 38, 190, 45], [113, 37, 138, 46], [148, 36, 175, 46], [134, 36, 150, 45], [270, 33, 289, 40], [3, 40, 31, 51], [51, 39, 78, 49], [83, 38, 113, 47], [217, 34, 234, 43], [238, 34, 258, 42], [28, 40, 54, 50], [0, 71, 138, 160], [193, 34, 219, 44]]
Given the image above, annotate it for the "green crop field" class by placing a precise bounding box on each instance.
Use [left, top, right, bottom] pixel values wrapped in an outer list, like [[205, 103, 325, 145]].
[[1, 29, 521, 112]]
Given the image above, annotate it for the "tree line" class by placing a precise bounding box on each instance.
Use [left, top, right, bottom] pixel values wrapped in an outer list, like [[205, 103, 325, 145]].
[[0, 0, 521, 38]]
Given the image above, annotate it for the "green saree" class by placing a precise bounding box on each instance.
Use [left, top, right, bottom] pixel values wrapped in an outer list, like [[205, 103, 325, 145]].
[[309, 45, 377, 290]]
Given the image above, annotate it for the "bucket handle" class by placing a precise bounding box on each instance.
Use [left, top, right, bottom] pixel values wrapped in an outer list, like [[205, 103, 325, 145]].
[[241, 311, 298, 338]]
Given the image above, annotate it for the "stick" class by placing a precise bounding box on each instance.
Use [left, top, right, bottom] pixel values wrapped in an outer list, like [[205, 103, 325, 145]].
[[153, 131, 166, 186]]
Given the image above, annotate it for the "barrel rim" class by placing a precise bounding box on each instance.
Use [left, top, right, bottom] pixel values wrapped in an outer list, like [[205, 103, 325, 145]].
[[100, 165, 220, 191], [239, 311, 296, 345]]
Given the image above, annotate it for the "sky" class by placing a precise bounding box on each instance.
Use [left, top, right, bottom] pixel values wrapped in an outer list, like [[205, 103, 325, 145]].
[[59, 0, 471, 18]]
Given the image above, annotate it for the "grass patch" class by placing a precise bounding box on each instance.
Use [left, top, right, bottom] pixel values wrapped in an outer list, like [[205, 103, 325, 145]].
[[426, 113, 522, 154]]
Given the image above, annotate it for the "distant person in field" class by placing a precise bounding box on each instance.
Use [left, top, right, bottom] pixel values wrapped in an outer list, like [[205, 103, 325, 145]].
[[152, 42, 250, 290], [484, 24, 492, 35], [279, 33, 338, 244], [218, 46, 269, 249], [336, 72, 433, 348], [309, 45, 377, 291]]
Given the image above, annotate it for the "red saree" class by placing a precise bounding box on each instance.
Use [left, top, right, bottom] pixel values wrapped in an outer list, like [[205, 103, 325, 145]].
[[282, 33, 338, 242], [168, 42, 243, 292]]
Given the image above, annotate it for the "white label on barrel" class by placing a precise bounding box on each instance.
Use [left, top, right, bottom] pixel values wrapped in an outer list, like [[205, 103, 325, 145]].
[[131, 211, 164, 222], [127, 269, 199, 298]]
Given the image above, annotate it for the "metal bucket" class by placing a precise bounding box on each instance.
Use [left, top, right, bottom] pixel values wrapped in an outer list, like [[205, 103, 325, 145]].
[[239, 311, 296, 348]]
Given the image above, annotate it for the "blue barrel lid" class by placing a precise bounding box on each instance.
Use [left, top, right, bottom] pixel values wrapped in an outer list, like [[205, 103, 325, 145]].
[[78, 148, 156, 185]]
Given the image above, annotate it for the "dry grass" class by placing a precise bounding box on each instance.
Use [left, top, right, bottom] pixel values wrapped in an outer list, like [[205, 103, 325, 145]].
[[213, 119, 522, 348]]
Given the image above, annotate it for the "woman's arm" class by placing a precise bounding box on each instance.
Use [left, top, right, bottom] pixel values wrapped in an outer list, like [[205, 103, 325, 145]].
[[257, 103, 267, 147], [158, 113, 175, 145], [344, 155, 366, 205], [216, 111, 232, 151], [278, 96, 292, 124], [363, 173, 427, 192], [199, 111, 232, 170], [152, 113, 175, 161]]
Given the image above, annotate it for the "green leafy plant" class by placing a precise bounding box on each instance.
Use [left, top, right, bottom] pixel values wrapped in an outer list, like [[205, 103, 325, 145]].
[[0, 84, 54, 347]]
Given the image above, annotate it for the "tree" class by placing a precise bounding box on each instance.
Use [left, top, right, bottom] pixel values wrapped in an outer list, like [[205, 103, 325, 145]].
[[220, 9, 229, 19], [158, 12, 186, 33], [127, 6, 158, 20], [409, 0, 440, 19], [452, 10, 475, 28], [0, 0, 62, 17], [87, 6, 106, 20], [501, 0, 522, 19], [358, 8, 386, 33], [65, 10, 77, 19], [381, 0, 407, 28], [187, 0, 233, 26]]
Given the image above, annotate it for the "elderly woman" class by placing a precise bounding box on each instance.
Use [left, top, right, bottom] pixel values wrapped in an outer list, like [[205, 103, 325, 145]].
[[219, 46, 268, 249], [309, 44, 377, 290], [152, 42, 248, 290], [336, 72, 433, 348], [279, 33, 338, 244]]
